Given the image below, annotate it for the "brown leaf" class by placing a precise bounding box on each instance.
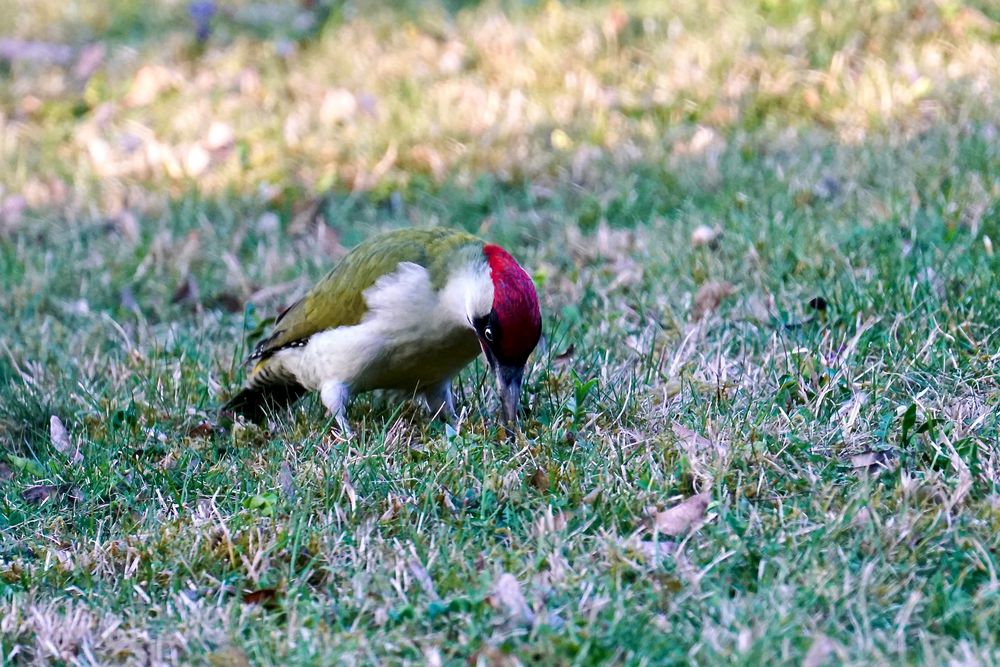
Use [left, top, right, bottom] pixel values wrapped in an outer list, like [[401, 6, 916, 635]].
[[241, 588, 278, 606], [691, 281, 735, 319], [850, 450, 897, 475], [528, 467, 550, 492], [651, 493, 711, 536], [186, 421, 215, 439], [49, 415, 71, 452], [379, 495, 404, 522], [22, 484, 82, 505], [50, 416, 82, 464], [0, 462, 13, 482]]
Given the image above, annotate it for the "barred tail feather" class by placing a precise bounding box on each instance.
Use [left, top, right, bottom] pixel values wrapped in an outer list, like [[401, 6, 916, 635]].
[[221, 382, 307, 423], [221, 358, 306, 423]]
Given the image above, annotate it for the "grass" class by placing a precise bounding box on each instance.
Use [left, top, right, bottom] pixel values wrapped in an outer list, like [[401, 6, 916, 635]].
[[2, 0, 1000, 664]]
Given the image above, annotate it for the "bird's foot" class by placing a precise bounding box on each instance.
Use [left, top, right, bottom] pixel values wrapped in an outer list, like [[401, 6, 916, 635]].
[[321, 380, 353, 441], [334, 413, 354, 440], [421, 378, 457, 424]]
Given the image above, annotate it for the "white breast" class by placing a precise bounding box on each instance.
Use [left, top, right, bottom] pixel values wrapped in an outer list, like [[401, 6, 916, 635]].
[[276, 260, 493, 393]]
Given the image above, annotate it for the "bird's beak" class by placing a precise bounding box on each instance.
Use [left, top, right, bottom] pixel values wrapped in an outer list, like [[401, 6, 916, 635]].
[[495, 364, 524, 424]]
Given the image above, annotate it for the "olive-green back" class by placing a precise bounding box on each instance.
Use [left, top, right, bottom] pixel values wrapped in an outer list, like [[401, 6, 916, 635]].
[[252, 228, 482, 360]]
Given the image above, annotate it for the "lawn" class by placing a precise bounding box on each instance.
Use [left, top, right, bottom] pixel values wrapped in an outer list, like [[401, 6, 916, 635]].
[[1, 0, 999, 664]]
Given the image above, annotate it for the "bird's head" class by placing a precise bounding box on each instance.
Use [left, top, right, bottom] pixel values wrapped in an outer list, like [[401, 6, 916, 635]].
[[472, 244, 542, 424]]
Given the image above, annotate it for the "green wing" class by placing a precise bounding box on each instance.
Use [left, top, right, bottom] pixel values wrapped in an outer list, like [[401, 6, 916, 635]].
[[249, 228, 480, 361]]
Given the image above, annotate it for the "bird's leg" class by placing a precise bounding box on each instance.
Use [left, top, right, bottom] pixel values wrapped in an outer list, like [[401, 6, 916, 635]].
[[320, 380, 353, 438], [421, 378, 457, 424]]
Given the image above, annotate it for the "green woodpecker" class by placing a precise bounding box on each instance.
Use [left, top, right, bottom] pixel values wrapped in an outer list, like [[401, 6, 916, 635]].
[[222, 228, 542, 432]]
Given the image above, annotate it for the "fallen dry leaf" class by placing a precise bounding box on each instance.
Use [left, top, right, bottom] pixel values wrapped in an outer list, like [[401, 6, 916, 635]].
[[186, 422, 215, 438], [490, 572, 533, 624], [22, 484, 82, 505], [49, 415, 71, 453], [691, 281, 735, 319], [651, 493, 711, 536], [850, 450, 897, 475], [50, 416, 82, 464], [0, 462, 13, 482], [379, 495, 405, 522], [241, 588, 278, 606], [528, 467, 550, 492]]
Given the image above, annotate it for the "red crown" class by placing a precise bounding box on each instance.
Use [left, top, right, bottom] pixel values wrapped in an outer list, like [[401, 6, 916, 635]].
[[483, 244, 541, 366]]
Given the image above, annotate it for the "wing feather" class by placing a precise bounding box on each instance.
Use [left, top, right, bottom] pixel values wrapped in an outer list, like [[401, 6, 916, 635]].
[[248, 228, 480, 361]]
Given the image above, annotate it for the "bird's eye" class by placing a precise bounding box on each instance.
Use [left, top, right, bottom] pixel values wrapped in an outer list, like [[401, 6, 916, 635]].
[[484, 326, 494, 342]]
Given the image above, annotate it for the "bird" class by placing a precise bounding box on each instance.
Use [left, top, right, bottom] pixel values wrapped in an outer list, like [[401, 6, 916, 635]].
[[222, 227, 542, 434]]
